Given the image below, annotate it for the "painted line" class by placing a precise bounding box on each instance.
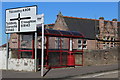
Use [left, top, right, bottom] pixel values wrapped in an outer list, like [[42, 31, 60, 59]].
[[92, 71, 118, 77], [79, 70, 118, 78]]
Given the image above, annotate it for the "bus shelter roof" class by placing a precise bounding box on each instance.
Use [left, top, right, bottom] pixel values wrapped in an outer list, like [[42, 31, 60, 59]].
[[37, 28, 84, 38]]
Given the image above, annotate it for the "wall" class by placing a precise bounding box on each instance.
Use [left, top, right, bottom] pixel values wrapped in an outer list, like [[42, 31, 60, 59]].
[[8, 59, 35, 71], [0, 47, 35, 71], [53, 15, 69, 31], [0, 48, 7, 70], [0, 48, 2, 69], [87, 40, 97, 50], [9, 33, 19, 48], [83, 47, 118, 66]]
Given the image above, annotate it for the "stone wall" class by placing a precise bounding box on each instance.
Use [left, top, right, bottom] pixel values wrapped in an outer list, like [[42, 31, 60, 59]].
[[83, 47, 118, 66]]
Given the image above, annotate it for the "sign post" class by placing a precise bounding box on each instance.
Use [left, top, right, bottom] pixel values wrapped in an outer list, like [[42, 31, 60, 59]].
[[6, 34, 9, 70], [37, 14, 45, 77], [34, 31, 37, 72], [41, 21, 44, 76], [35, 14, 44, 73]]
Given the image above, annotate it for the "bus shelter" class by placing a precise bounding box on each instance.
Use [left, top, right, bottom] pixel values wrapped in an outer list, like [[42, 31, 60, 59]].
[[17, 28, 85, 70]]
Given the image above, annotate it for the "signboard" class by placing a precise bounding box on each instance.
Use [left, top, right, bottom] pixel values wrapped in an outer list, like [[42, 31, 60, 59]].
[[6, 6, 37, 33], [36, 14, 44, 27]]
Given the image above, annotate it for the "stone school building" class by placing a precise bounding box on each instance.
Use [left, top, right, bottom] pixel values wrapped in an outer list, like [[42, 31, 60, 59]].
[[10, 12, 119, 51], [46, 12, 119, 50]]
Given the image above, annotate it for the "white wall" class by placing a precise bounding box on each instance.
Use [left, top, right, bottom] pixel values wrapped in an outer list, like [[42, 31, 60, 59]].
[[8, 59, 35, 71], [0, 48, 35, 71], [0, 48, 7, 70], [0, 48, 2, 69]]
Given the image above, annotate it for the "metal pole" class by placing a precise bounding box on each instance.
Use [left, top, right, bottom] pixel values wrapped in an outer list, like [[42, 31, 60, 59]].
[[41, 18, 44, 77], [6, 34, 9, 70], [35, 32, 37, 72]]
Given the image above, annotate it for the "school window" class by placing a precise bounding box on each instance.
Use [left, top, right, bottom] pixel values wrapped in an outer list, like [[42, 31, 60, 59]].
[[83, 45, 87, 49], [111, 42, 114, 47], [78, 45, 82, 49], [83, 40, 87, 44], [78, 39, 87, 49], [103, 45, 106, 49]]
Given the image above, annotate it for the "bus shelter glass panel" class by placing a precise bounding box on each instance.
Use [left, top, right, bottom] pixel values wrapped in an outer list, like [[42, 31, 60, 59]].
[[19, 34, 34, 59], [20, 34, 33, 49], [47, 37, 69, 68]]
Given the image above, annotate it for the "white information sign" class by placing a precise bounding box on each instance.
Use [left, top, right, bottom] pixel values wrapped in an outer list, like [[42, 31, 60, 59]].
[[36, 14, 44, 27], [6, 6, 37, 33]]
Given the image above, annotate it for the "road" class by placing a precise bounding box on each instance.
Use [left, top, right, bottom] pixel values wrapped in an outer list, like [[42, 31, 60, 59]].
[[1, 64, 118, 79], [72, 70, 119, 78], [0, 70, 2, 80]]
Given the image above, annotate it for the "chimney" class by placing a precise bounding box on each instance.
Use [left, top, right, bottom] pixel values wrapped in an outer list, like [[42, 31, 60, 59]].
[[112, 18, 117, 21], [57, 11, 63, 17], [99, 17, 104, 20]]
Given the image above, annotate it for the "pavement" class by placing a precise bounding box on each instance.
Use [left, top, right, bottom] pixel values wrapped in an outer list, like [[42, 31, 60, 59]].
[[1, 64, 119, 79]]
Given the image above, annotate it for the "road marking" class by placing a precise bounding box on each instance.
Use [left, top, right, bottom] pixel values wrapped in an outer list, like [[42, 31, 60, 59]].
[[80, 70, 118, 78], [92, 71, 118, 77]]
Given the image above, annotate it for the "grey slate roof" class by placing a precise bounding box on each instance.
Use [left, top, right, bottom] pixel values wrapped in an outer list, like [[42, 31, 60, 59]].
[[63, 16, 99, 39]]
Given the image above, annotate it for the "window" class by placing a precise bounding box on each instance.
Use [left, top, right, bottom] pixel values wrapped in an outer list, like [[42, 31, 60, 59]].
[[78, 45, 82, 49], [78, 40, 82, 44], [78, 40, 82, 49], [111, 37, 115, 41], [103, 42, 106, 49], [111, 42, 115, 47], [103, 36, 107, 40], [83, 45, 87, 49], [83, 40, 87, 44], [78, 39, 87, 49]]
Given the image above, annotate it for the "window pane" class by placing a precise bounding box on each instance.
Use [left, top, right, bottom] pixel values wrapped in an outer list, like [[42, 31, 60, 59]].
[[20, 52, 32, 58], [83, 40, 87, 44], [78, 40, 82, 44], [83, 45, 87, 49], [20, 34, 33, 49], [78, 45, 82, 49]]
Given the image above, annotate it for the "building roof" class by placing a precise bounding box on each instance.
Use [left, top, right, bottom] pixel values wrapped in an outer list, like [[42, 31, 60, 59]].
[[37, 28, 84, 38], [45, 23, 55, 29], [63, 16, 99, 39]]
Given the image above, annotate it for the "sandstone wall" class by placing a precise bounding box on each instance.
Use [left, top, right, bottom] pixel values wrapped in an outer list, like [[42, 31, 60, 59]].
[[83, 47, 118, 66]]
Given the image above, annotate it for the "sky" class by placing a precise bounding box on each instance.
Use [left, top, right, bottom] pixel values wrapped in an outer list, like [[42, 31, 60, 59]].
[[0, 2, 119, 45]]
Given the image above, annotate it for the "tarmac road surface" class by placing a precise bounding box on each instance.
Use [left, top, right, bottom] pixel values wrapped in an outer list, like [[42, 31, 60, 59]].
[[0, 70, 2, 80], [73, 70, 119, 78], [1, 64, 118, 79]]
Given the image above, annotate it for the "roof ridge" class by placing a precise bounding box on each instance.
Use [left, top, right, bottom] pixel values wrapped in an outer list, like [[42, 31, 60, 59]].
[[63, 16, 99, 21], [63, 16, 118, 22]]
